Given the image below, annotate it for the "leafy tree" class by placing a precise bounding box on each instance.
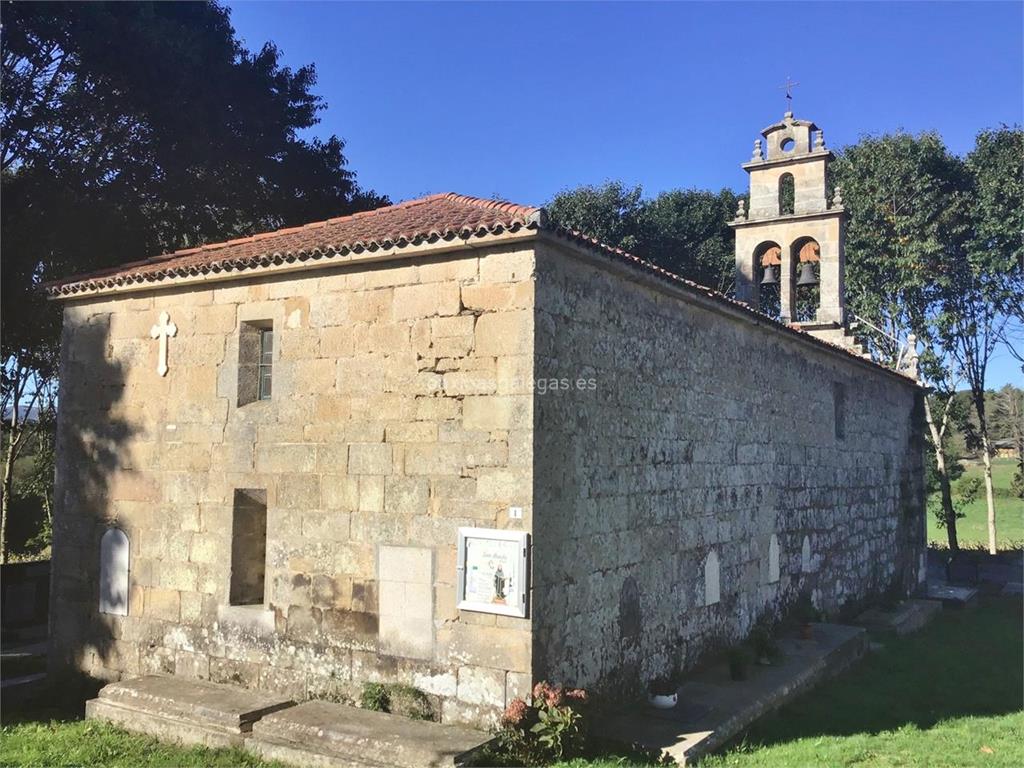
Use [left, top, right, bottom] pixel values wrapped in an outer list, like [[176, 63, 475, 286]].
[[547, 181, 741, 292], [933, 127, 1023, 553], [547, 181, 646, 253], [0, 1, 386, 561], [831, 132, 969, 365]]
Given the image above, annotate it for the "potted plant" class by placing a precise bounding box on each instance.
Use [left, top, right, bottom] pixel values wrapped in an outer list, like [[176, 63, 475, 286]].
[[795, 593, 820, 640], [750, 621, 781, 666], [727, 648, 750, 681], [646, 677, 678, 709]]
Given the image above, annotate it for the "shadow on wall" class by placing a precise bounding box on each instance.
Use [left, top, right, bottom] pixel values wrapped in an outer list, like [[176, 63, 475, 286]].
[[48, 309, 137, 683]]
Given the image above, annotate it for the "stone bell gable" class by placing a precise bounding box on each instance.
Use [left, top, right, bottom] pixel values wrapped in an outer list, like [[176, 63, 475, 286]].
[[46, 182, 925, 726]]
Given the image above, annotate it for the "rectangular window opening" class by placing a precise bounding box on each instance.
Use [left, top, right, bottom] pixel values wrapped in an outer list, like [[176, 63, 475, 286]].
[[258, 328, 273, 401], [230, 488, 267, 606], [833, 382, 847, 441], [238, 320, 273, 406]]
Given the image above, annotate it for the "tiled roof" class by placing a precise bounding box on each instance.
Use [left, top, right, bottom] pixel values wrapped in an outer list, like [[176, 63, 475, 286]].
[[45, 193, 543, 296], [44, 190, 914, 384]]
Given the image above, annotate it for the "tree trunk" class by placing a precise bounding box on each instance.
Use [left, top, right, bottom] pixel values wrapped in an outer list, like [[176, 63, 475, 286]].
[[924, 396, 959, 551], [1, 434, 15, 565], [980, 433, 997, 555]]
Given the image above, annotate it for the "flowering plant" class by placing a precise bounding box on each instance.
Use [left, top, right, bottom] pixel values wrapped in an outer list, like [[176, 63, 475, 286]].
[[495, 680, 590, 765]]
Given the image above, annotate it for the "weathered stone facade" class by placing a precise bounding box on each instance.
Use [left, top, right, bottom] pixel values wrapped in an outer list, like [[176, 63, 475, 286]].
[[49, 198, 924, 727], [531, 240, 925, 693], [51, 240, 537, 726]]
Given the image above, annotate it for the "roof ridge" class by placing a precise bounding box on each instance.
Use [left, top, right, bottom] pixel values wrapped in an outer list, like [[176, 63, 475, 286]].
[[134, 192, 542, 266]]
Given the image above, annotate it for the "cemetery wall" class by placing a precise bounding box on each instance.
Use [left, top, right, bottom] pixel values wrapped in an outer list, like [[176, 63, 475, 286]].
[[49, 242, 537, 726], [530, 239, 926, 695]]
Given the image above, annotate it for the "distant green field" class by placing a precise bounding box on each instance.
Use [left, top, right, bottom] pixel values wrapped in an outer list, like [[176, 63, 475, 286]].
[[927, 457, 1024, 550]]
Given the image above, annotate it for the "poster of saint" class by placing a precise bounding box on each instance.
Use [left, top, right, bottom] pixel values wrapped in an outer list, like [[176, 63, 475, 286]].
[[464, 537, 518, 605], [457, 528, 528, 617]]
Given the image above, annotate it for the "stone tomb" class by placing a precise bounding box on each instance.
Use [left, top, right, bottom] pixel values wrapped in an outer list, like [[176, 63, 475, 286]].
[[85, 675, 294, 748], [86, 675, 489, 767]]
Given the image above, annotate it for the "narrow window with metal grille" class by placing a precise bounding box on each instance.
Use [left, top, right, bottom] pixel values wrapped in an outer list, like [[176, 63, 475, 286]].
[[258, 329, 273, 401]]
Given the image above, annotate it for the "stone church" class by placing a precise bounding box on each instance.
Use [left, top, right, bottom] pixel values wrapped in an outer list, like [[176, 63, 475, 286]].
[[47, 112, 926, 725]]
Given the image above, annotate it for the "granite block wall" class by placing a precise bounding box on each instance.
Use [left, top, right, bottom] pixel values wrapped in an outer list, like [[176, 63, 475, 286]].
[[530, 240, 925, 695], [49, 243, 536, 725]]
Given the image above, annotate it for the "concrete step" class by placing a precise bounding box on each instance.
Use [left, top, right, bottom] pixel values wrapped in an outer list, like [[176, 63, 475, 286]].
[[86, 675, 295, 749], [249, 700, 490, 768]]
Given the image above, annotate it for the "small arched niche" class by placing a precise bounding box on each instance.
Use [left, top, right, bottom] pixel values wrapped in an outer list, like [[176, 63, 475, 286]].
[[778, 173, 795, 215], [100, 527, 130, 616], [704, 549, 721, 606], [801, 535, 813, 573], [767, 534, 781, 583]]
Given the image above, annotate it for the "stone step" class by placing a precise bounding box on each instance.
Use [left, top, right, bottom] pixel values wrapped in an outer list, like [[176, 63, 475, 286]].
[[925, 582, 979, 609], [854, 599, 942, 636], [86, 675, 295, 749], [249, 700, 490, 768]]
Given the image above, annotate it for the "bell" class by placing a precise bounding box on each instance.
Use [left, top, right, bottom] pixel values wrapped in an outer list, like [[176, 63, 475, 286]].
[[760, 265, 778, 285], [796, 262, 818, 287]]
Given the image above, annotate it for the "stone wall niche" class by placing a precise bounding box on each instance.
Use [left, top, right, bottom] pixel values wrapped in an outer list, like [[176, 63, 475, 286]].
[[229, 489, 268, 606], [704, 550, 721, 606], [99, 528, 130, 616]]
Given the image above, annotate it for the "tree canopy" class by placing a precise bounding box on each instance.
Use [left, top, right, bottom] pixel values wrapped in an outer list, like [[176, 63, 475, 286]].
[[1, 1, 386, 369], [547, 181, 740, 293]]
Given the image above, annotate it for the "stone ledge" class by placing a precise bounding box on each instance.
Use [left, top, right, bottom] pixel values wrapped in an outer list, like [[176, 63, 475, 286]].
[[604, 623, 868, 765]]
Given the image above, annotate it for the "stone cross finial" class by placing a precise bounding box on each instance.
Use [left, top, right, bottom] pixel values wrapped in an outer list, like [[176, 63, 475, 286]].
[[752, 139, 764, 161], [150, 311, 177, 377]]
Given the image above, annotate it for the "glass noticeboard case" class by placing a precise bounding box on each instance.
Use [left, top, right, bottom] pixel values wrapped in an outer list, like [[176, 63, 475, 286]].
[[456, 527, 529, 617]]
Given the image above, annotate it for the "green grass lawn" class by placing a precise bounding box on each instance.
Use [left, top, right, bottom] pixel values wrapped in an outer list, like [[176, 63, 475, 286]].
[[928, 458, 1024, 549], [3, 598, 1021, 767], [702, 596, 1023, 768]]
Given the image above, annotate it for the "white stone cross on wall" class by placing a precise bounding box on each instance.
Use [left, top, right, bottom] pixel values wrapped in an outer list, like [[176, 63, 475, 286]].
[[150, 311, 177, 377]]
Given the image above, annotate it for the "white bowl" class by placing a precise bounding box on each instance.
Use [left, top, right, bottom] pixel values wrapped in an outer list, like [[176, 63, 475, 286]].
[[647, 692, 678, 709]]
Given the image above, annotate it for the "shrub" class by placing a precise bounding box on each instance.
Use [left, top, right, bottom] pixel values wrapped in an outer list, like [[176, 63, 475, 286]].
[[749, 620, 781, 663], [727, 648, 750, 681], [492, 681, 589, 765], [360, 682, 389, 712]]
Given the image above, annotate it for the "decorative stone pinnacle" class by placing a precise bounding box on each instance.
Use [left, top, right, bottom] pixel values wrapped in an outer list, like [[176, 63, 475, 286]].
[[832, 185, 844, 207], [735, 199, 747, 221], [815, 130, 825, 150], [752, 139, 764, 161]]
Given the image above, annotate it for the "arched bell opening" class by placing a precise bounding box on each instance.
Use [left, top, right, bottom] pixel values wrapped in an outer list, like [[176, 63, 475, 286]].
[[792, 237, 820, 323], [778, 173, 795, 215], [754, 241, 782, 318]]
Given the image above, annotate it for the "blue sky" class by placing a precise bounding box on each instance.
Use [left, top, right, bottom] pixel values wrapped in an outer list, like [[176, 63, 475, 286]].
[[225, 1, 1022, 385]]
